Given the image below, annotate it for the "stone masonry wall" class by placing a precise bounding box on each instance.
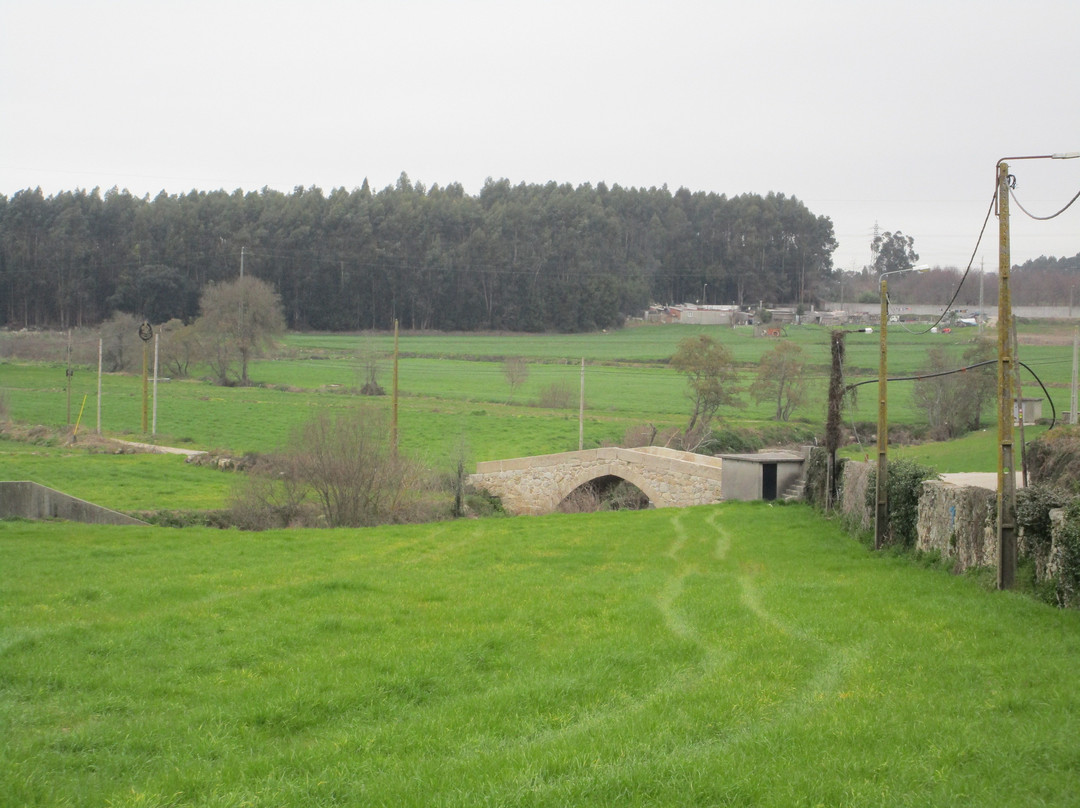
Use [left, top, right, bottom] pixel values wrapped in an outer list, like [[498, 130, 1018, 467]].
[[470, 447, 724, 515], [915, 480, 997, 572], [838, 460, 872, 533]]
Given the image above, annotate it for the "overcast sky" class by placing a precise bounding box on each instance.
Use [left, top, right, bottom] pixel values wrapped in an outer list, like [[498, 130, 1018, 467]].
[[3, 0, 1078, 275]]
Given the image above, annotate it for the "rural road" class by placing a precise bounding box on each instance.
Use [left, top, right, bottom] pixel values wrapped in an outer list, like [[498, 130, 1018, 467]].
[[116, 440, 206, 457]]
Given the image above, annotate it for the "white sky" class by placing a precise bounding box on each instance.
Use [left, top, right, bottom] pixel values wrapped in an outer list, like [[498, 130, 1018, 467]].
[[3, 0, 1079, 274]]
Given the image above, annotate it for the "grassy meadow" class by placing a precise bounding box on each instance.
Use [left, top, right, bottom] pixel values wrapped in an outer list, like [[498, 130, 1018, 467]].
[[4, 503, 1080, 806], [1, 321, 1076, 513]]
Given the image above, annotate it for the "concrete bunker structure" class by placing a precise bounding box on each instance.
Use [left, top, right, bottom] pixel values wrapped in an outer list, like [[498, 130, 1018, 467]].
[[718, 450, 806, 502]]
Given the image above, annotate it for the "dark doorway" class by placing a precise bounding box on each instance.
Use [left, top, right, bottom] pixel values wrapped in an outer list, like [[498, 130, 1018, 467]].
[[762, 463, 778, 501]]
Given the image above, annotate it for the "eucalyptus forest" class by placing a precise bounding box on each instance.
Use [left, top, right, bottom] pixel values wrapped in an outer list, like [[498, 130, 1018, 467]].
[[0, 174, 838, 332]]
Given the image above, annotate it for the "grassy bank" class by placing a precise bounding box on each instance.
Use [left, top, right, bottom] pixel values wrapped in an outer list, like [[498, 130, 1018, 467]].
[[3, 503, 1079, 806]]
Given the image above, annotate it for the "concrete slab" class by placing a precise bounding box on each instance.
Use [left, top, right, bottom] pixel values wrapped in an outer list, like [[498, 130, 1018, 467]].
[[938, 472, 1025, 491]]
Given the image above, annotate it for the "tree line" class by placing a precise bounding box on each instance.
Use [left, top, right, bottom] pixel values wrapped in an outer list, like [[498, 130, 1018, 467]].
[[0, 174, 838, 332]]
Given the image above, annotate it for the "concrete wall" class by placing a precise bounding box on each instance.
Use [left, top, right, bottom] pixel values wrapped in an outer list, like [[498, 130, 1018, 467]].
[[720, 457, 803, 501], [0, 481, 147, 526], [819, 302, 1080, 321]]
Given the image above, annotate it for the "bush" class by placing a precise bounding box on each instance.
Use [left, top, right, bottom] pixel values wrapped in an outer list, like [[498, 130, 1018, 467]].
[[865, 457, 935, 549], [230, 407, 428, 528], [1017, 484, 1066, 576], [1027, 427, 1080, 493], [1054, 499, 1080, 607], [537, 381, 576, 409]]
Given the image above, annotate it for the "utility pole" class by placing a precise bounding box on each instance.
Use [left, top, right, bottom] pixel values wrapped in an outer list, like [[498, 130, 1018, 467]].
[[139, 321, 152, 434], [391, 319, 399, 457], [152, 330, 160, 437], [96, 338, 102, 435], [65, 330, 73, 425], [996, 160, 1017, 590], [1071, 327, 1078, 425], [578, 358, 585, 451]]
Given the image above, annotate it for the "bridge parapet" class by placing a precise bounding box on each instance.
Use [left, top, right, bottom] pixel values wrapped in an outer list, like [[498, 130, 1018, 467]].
[[470, 447, 724, 515]]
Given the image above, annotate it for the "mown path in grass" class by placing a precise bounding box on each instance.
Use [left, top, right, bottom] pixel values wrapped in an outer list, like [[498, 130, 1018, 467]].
[[3, 503, 1079, 806]]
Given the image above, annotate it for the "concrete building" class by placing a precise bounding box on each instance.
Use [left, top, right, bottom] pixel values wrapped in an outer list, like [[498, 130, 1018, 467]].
[[719, 450, 806, 502]]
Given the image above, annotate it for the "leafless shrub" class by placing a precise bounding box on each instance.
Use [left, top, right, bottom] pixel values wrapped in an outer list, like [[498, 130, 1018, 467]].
[[537, 381, 575, 409], [158, 318, 200, 378], [357, 347, 386, 396], [228, 457, 314, 530], [557, 484, 604, 513], [230, 407, 428, 528], [100, 313, 145, 372], [503, 356, 529, 403], [557, 478, 650, 513], [623, 423, 659, 447]]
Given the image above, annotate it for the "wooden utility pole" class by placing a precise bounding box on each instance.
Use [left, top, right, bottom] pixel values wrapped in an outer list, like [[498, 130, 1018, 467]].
[[391, 319, 399, 456], [65, 330, 73, 425], [579, 358, 585, 451], [152, 331, 160, 436], [96, 338, 102, 435], [1071, 327, 1078, 425]]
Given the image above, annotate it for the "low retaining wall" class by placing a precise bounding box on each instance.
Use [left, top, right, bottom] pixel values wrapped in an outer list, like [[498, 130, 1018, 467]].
[[915, 480, 997, 572], [0, 481, 147, 526], [838, 460, 873, 533]]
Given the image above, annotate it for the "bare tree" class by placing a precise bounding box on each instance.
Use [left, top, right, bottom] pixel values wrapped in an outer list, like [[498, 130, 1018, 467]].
[[195, 276, 286, 386], [503, 356, 529, 403]]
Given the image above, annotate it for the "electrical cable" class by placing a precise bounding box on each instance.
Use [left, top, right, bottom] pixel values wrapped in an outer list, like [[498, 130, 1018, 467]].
[[1008, 184, 1080, 221], [845, 358, 1058, 429], [893, 188, 998, 335]]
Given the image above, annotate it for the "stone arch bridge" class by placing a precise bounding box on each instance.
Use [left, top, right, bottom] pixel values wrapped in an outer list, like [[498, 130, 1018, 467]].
[[469, 446, 726, 516]]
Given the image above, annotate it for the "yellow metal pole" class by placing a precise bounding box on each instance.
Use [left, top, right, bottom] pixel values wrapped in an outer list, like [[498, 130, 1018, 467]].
[[996, 161, 1017, 589], [73, 394, 88, 439], [875, 276, 889, 549]]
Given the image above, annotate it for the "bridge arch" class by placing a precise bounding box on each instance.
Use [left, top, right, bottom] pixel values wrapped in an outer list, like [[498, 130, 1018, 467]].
[[556, 465, 665, 510], [469, 447, 728, 516]]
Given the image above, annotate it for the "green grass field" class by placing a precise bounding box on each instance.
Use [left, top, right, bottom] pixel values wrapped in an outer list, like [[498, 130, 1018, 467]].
[[1, 321, 1076, 514], [3, 503, 1079, 806]]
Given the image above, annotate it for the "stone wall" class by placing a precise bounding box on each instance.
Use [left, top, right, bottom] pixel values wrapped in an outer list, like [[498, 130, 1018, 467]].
[[470, 447, 724, 515], [838, 460, 873, 533], [915, 481, 997, 572]]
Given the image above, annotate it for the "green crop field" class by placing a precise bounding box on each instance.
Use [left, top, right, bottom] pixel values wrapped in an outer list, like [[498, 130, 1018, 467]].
[[3, 503, 1079, 806], [1, 321, 1077, 514]]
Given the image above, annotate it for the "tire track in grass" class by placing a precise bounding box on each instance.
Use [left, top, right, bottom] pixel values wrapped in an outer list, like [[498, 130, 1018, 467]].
[[734, 540, 868, 737], [446, 506, 863, 786], [445, 508, 736, 774], [655, 508, 732, 673]]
